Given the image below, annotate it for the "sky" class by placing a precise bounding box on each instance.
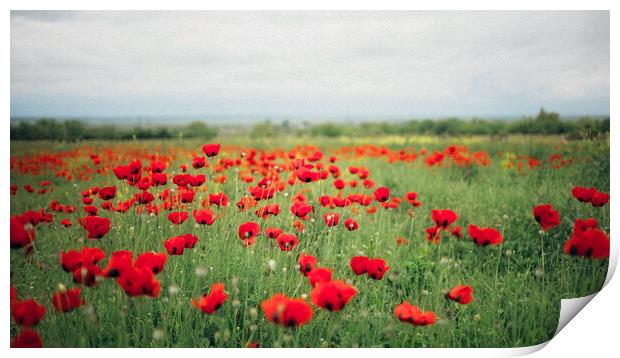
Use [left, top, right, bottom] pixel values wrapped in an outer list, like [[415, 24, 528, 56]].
[[10, 11, 610, 120]]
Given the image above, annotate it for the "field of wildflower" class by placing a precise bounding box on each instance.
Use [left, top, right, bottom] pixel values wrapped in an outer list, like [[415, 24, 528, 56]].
[[9, 135, 610, 348]]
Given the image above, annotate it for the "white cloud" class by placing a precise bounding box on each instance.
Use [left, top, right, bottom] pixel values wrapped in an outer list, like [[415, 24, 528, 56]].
[[10, 11, 610, 118]]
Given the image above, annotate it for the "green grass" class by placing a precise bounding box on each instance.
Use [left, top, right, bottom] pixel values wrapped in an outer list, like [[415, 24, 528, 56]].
[[9, 135, 609, 348]]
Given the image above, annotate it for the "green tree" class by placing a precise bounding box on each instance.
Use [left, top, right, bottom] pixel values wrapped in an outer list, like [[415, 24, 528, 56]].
[[33, 118, 66, 140], [63, 120, 86, 141], [182, 121, 218, 140], [250, 121, 280, 138], [310, 123, 343, 138]]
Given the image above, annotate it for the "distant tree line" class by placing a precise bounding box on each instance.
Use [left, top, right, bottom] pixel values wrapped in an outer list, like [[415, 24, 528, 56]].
[[9, 109, 610, 141], [253, 109, 609, 140], [10, 120, 218, 141]]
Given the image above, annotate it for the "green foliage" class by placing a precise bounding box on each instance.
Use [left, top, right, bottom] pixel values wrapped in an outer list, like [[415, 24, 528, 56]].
[[303, 110, 608, 138], [11, 119, 218, 141], [250, 121, 280, 138], [181, 121, 219, 140], [63, 120, 86, 142], [310, 123, 344, 137], [9, 109, 610, 142]]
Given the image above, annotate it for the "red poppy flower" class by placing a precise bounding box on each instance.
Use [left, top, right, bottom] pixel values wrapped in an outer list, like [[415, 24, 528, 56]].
[[256, 204, 280, 219], [128, 160, 142, 175], [78, 216, 111, 239], [172, 174, 191, 188], [150, 161, 167, 173], [310, 280, 357, 312], [307, 267, 333, 287], [366, 258, 390, 280], [265, 227, 283, 239], [11, 328, 43, 348], [238, 221, 260, 246], [292, 220, 305, 233], [134, 251, 167, 274], [292, 192, 307, 203], [432, 209, 458, 229], [137, 177, 152, 191], [323, 212, 340, 227], [396, 236, 409, 245], [98, 186, 116, 200], [573, 218, 599, 232], [564, 219, 609, 259], [334, 179, 346, 190], [192, 156, 206, 169], [52, 288, 85, 312], [84, 205, 99, 216], [446, 285, 473, 304], [291, 201, 313, 220], [138, 190, 155, 204], [237, 196, 258, 211], [112, 165, 130, 180], [17, 210, 43, 226], [209, 192, 229, 207], [60, 250, 84, 272], [450, 226, 462, 238], [572, 186, 596, 203], [333, 197, 351, 208], [81, 247, 106, 266], [344, 217, 359, 231], [350, 256, 369, 275], [60, 247, 105, 275], [180, 190, 195, 204], [277, 233, 299, 251], [72, 264, 103, 287], [295, 168, 320, 183], [394, 301, 436, 326], [192, 283, 229, 314], [117, 267, 161, 298], [425, 226, 441, 243], [103, 250, 134, 277], [468, 224, 503, 246], [591, 191, 609, 207], [404, 192, 422, 207], [164, 236, 187, 255], [318, 195, 331, 207], [298, 253, 317, 276], [168, 211, 189, 225], [11, 299, 46, 326], [102, 201, 115, 211], [202, 143, 221, 157], [248, 185, 276, 201], [193, 208, 219, 225], [373, 187, 390, 202], [261, 293, 313, 327], [153, 172, 167, 186], [10, 216, 35, 248], [363, 179, 375, 189], [533, 204, 560, 231]]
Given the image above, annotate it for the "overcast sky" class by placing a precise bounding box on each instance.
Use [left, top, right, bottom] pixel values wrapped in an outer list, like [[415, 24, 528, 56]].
[[10, 11, 610, 119]]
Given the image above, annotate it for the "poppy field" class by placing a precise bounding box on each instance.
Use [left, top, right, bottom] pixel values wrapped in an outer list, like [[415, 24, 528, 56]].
[[9, 135, 610, 348]]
